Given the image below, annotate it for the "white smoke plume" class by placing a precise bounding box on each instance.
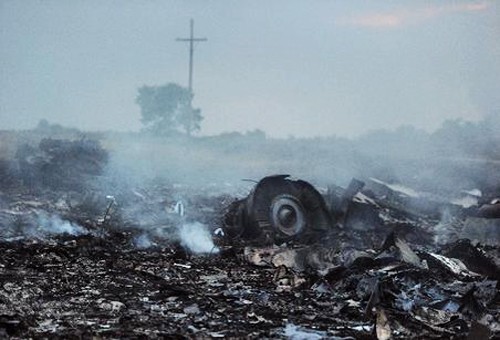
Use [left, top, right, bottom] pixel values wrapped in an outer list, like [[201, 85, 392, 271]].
[[133, 233, 155, 249], [33, 211, 86, 237], [178, 222, 219, 254], [433, 208, 456, 245]]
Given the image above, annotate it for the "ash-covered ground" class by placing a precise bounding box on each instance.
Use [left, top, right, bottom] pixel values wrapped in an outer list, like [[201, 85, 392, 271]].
[[0, 135, 499, 339]]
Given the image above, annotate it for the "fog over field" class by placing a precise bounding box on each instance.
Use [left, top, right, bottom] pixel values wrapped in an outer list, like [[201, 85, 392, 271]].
[[0, 0, 499, 198]]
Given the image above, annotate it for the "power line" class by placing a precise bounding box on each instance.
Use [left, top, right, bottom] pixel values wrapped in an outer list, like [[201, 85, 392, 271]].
[[176, 19, 207, 93]]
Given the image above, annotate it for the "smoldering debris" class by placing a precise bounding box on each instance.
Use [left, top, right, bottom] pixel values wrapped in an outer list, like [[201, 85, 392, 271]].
[[178, 222, 219, 254], [223, 175, 334, 246], [0, 146, 499, 338]]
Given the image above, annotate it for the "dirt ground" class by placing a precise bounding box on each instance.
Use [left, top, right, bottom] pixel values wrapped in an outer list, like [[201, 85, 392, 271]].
[[0, 136, 499, 338]]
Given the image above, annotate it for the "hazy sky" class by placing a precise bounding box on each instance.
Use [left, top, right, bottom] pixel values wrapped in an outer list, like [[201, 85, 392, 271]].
[[1, 0, 499, 138]]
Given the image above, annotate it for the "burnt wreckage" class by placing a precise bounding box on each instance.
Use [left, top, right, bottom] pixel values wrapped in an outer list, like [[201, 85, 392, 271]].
[[224, 175, 334, 245], [0, 141, 499, 338], [224, 175, 500, 262], [224, 175, 417, 245], [220, 175, 499, 337]]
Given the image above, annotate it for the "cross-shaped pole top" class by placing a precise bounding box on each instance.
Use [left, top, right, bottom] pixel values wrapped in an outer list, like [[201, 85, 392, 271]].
[[176, 19, 207, 93]]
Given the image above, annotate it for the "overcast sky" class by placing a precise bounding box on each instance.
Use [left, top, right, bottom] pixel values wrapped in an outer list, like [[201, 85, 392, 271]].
[[1, 0, 499, 138]]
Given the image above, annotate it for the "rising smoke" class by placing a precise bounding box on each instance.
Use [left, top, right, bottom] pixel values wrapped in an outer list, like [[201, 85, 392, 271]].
[[178, 222, 219, 254], [34, 212, 86, 237], [1, 114, 499, 249]]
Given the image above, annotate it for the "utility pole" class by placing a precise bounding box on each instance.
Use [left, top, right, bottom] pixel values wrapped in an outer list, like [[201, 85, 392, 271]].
[[176, 19, 207, 93]]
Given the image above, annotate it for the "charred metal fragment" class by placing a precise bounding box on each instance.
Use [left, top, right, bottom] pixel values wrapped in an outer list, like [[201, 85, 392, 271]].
[[364, 177, 464, 219], [460, 217, 500, 246], [442, 239, 500, 280], [476, 199, 500, 218], [328, 178, 365, 218], [224, 175, 334, 245]]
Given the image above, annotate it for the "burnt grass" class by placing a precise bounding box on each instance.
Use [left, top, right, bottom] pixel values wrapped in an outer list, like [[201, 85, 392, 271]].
[[1, 229, 499, 339], [0, 136, 499, 338], [1, 233, 353, 339], [1, 234, 277, 338]]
